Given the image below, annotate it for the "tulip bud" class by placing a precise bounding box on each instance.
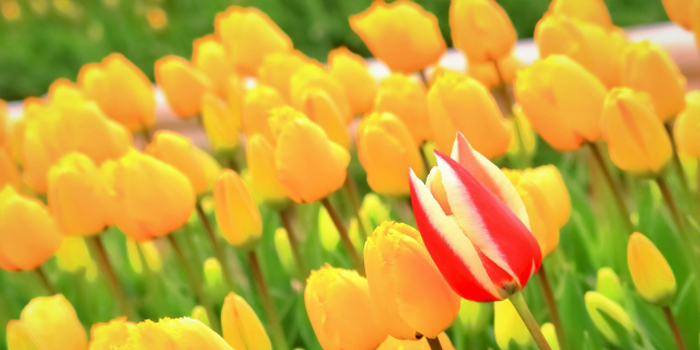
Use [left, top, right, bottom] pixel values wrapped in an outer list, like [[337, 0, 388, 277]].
[[258, 51, 319, 101], [541, 323, 561, 350], [515, 55, 606, 150], [215, 6, 292, 76], [270, 107, 350, 202], [192, 35, 234, 98], [78, 53, 156, 131], [155, 55, 212, 118], [274, 227, 295, 276], [365, 222, 460, 339], [467, 52, 520, 88], [457, 299, 492, 334], [124, 318, 232, 349], [290, 64, 352, 123], [662, 0, 696, 29], [506, 106, 538, 159], [357, 112, 425, 195], [221, 292, 271, 350], [329, 47, 377, 115], [377, 333, 454, 350], [428, 71, 511, 158], [318, 205, 340, 252], [202, 92, 241, 151], [245, 134, 287, 205], [305, 265, 387, 350], [6, 320, 39, 350], [203, 257, 224, 290], [450, 0, 516, 62], [89, 317, 135, 350], [674, 91, 700, 157], [0, 186, 62, 270], [126, 239, 162, 274], [241, 84, 286, 141], [191, 306, 210, 328], [584, 291, 633, 346], [494, 299, 530, 349], [298, 88, 351, 149], [0, 148, 19, 190], [547, 0, 611, 27], [621, 41, 686, 121], [374, 73, 431, 145], [55, 237, 98, 281], [213, 169, 262, 248], [101, 149, 196, 241], [596, 267, 624, 303], [7, 295, 87, 350], [628, 232, 676, 305], [600, 88, 672, 173], [350, 0, 446, 73]]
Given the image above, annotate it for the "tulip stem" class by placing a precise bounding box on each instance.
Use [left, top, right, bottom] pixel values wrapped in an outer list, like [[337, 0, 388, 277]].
[[87, 235, 138, 320], [426, 337, 444, 350], [34, 266, 55, 295], [665, 123, 690, 192], [249, 250, 290, 350], [419, 143, 432, 173], [279, 207, 308, 280], [321, 197, 365, 275], [196, 202, 235, 289], [418, 70, 429, 86], [663, 306, 687, 350], [588, 142, 634, 234], [491, 58, 528, 168], [656, 176, 686, 233], [509, 292, 552, 350], [344, 175, 369, 243], [139, 124, 153, 143], [537, 266, 567, 350]]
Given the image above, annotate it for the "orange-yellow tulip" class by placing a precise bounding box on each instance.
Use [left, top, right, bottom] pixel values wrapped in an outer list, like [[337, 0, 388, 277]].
[[215, 6, 293, 76], [600, 88, 672, 173], [547, 0, 612, 27], [124, 318, 232, 349], [6, 295, 87, 350], [257, 51, 319, 101], [305, 265, 387, 350], [674, 91, 700, 157], [0, 148, 19, 190], [628, 232, 676, 305], [467, 52, 520, 88], [290, 64, 352, 123], [192, 35, 235, 98], [374, 73, 431, 145], [101, 148, 196, 241], [515, 55, 607, 150], [377, 333, 454, 350], [155, 55, 212, 118], [146, 130, 220, 194], [241, 84, 286, 141], [450, 0, 516, 63], [47, 79, 86, 115], [357, 112, 425, 195], [350, 0, 446, 73], [221, 292, 272, 350], [662, 0, 697, 29], [0, 99, 6, 148], [297, 88, 351, 149], [202, 92, 241, 151], [213, 169, 262, 248], [694, 1, 700, 52], [329, 47, 377, 115], [428, 71, 511, 158], [245, 134, 288, 205], [621, 40, 686, 121], [78, 53, 156, 131], [89, 317, 135, 350]]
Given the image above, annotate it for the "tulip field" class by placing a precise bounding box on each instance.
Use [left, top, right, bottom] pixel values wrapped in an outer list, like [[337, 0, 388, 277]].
[[1, 0, 700, 349]]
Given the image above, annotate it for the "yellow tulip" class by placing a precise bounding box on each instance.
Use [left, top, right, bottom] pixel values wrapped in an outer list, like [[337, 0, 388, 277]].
[[467, 52, 520, 88], [215, 6, 292, 76], [305, 265, 387, 350], [202, 92, 241, 151], [505, 105, 538, 159], [693, 1, 700, 49], [596, 267, 624, 303], [78, 53, 156, 131], [55, 237, 98, 281], [101, 148, 195, 241], [258, 50, 319, 101], [241, 84, 286, 141], [146, 130, 220, 194], [365, 222, 460, 339], [600, 88, 672, 173], [245, 134, 287, 204], [271, 107, 350, 203], [428, 71, 511, 158], [298, 88, 351, 149], [89, 317, 135, 350], [585, 291, 633, 346], [47, 152, 111, 236], [0, 148, 20, 190], [290, 64, 352, 123], [6, 117, 23, 165], [528, 165, 570, 228], [350, 0, 446, 73], [547, 0, 612, 27], [628, 232, 676, 305], [124, 317, 232, 350], [377, 333, 454, 350], [213, 169, 262, 248], [273, 227, 295, 275], [125, 239, 162, 274], [221, 292, 272, 350], [192, 35, 234, 98], [457, 300, 492, 334], [357, 112, 425, 195], [674, 91, 700, 157], [541, 323, 561, 350], [494, 299, 530, 349], [662, 0, 697, 29], [204, 257, 224, 290], [621, 41, 687, 121], [450, 0, 516, 62], [515, 55, 607, 150], [328, 47, 377, 115], [155, 55, 212, 118], [0, 186, 62, 271], [7, 295, 87, 350], [374, 73, 431, 145], [6, 320, 39, 350], [47, 79, 87, 115], [191, 306, 210, 328]]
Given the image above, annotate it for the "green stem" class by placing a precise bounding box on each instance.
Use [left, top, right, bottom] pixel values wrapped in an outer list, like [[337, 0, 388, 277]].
[[418, 70, 430, 86], [344, 176, 368, 243], [87, 235, 138, 320], [196, 202, 235, 289], [665, 122, 690, 192], [279, 207, 307, 281], [249, 250, 290, 350], [426, 336, 444, 350], [537, 267, 567, 350], [419, 143, 432, 173], [491, 58, 528, 168], [663, 306, 686, 350], [656, 176, 687, 234], [321, 197, 365, 275], [34, 266, 55, 295], [509, 292, 552, 350], [588, 142, 634, 234]]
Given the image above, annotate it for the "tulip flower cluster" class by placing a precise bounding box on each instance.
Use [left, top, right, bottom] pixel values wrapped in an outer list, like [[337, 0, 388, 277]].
[[2, 0, 700, 349]]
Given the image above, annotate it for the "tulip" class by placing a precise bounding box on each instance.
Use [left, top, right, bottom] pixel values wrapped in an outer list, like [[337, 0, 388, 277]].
[[467, 52, 520, 88], [596, 267, 624, 303], [146, 130, 220, 194], [124, 318, 232, 349], [305, 265, 387, 350], [541, 323, 561, 350], [213, 169, 262, 248], [47, 79, 86, 115], [374, 73, 431, 145], [298, 88, 351, 149], [628, 232, 676, 305], [89, 317, 135, 350], [191, 306, 210, 328], [274, 227, 295, 275], [0, 98, 6, 147], [48, 152, 111, 236], [0, 186, 62, 271], [215, 6, 293, 76], [494, 300, 530, 349], [674, 91, 700, 157], [350, 0, 446, 73], [7, 295, 87, 350], [662, 0, 696, 29], [409, 133, 541, 301], [318, 205, 340, 251], [457, 300, 492, 334], [155, 55, 212, 118], [600, 88, 672, 173], [6, 320, 38, 350], [328, 47, 377, 115], [290, 64, 352, 123], [506, 106, 538, 160], [428, 71, 511, 159], [192, 35, 234, 98], [204, 257, 224, 290], [357, 112, 425, 195], [365, 221, 460, 339], [270, 106, 350, 203], [450, 0, 516, 62], [201, 92, 241, 151], [241, 84, 286, 141], [547, 0, 612, 27], [535, 15, 628, 87], [257, 51, 319, 101], [6, 117, 23, 165], [245, 134, 287, 204], [55, 237, 98, 281], [584, 291, 633, 346], [0, 148, 19, 190], [621, 41, 687, 121], [377, 333, 454, 350], [515, 55, 607, 150], [221, 292, 272, 350], [126, 239, 162, 274], [100, 148, 196, 241]]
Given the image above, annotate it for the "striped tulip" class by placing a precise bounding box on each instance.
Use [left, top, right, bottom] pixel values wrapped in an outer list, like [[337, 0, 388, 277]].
[[409, 132, 541, 302]]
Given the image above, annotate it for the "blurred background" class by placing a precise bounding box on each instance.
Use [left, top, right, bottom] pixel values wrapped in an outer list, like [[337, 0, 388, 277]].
[[0, 0, 670, 101]]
